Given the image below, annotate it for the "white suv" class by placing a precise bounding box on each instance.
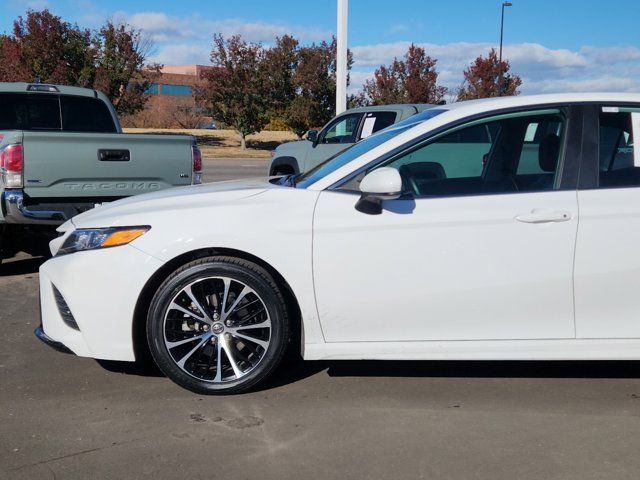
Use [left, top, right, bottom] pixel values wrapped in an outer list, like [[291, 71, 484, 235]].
[[269, 104, 434, 176]]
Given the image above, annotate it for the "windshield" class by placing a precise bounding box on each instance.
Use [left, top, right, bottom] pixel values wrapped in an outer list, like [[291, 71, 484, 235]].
[[296, 108, 446, 188]]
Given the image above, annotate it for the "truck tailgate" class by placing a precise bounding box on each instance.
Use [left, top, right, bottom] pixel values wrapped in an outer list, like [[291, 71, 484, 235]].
[[21, 132, 194, 198]]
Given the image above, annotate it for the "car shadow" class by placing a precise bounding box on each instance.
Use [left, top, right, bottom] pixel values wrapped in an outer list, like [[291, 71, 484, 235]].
[[260, 359, 640, 391], [94, 357, 640, 391], [96, 358, 165, 377], [321, 360, 640, 379], [0, 255, 45, 276]]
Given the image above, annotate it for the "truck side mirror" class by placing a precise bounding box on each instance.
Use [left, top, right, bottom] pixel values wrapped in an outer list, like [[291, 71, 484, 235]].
[[307, 130, 318, 145]]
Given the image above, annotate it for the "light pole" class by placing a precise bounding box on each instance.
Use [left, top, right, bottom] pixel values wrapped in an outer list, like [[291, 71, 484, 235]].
[[498, 1, 512, 95], [336, 0, 348, 114]]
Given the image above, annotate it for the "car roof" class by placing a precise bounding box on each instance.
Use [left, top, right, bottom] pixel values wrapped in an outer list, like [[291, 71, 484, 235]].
[[348, 93, 640, 117], [435, 92, 640, 116], [347, 103, 435, 114], [0, 82, 100, 97]]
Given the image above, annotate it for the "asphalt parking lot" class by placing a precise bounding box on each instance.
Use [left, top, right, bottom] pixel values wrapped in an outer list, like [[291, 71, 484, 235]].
[[2, 157, 640, 480]]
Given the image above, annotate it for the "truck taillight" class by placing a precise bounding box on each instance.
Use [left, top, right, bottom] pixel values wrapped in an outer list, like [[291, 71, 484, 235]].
[[192, 145, 202, 185], [0, 144, 24, 188]]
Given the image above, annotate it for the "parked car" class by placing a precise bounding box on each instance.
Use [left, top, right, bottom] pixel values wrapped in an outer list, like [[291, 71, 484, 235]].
[[0, 82, 201, 261], [199, 122, 217, 130], [268, 104, 434, 176], [37, 93, 640, 394]]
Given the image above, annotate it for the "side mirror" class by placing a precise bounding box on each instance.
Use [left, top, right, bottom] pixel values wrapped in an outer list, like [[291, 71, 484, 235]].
[[355, 167, 402, 215], [306, 130, 318, 144]]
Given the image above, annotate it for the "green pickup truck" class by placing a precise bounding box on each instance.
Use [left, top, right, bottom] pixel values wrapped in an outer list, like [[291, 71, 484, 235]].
[[0, 82, 201, 260], [268, 104, 435, 176]]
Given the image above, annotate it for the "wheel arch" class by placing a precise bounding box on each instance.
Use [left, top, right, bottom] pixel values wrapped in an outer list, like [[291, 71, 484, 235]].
[[269, 156, 300, 176], [132, 247, 303, 363]]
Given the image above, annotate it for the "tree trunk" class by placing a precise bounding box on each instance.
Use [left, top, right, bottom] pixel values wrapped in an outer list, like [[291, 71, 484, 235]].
[[239, 133, 246, 150]]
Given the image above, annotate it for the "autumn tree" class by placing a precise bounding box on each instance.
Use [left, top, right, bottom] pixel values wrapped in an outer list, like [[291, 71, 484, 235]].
[[457, 48, 522, 100], [283, 38, 352, 138], [361, 44, 447, 105], [261, 35, 299, 121], [0, 9, 95, 85], [172, 106, 205, 129], [93, 22, 161, 116], [0, 9, 159, 116], [198, 34, 268, 149]]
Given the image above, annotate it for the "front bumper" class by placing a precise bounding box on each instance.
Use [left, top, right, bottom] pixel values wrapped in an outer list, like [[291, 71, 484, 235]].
[[34, 325, 72, 354], [2, 190, 67, 225], [38, 244, 164, 361]]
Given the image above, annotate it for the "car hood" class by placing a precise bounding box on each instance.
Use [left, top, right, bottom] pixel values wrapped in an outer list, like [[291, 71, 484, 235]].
[[67, 178, 280, 229], [276, 139, 307, 154]]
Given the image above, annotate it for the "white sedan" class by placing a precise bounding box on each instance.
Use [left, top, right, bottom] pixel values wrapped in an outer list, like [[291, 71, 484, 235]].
[[37, 93, 640, 394]]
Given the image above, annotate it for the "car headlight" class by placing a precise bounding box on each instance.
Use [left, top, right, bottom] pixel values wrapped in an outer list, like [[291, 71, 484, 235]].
[[57, 226, 150, 256]]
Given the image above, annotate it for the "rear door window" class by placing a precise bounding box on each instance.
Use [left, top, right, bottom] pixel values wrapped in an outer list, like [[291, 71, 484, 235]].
[[597, 109, 640, 188], [61, 96, 116, 133], [0, 93, 61, 130], [359, 111, 397, 140]]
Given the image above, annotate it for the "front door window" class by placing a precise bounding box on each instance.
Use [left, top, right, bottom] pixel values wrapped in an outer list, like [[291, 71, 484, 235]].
[[320, 113, 362, 144], [380, 111, 565, 197]]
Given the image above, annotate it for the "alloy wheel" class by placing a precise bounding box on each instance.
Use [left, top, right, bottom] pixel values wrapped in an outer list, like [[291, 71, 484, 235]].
[[162, 276, 271, 383]]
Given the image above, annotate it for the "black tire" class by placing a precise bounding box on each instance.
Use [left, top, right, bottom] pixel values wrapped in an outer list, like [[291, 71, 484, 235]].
[[146, 256, 290, 394]]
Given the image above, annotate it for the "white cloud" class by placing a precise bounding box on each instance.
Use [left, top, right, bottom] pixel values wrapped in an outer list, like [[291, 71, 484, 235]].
[[348, 71, 374, 90], [114, 11, 331, 44], [579, 46, 640, 65], [149, 44, 211, 66], [528, 76, 640, 93], [506, 43, 587, 68], [388, 24, 410, 34], [9, 0, 49, 10]]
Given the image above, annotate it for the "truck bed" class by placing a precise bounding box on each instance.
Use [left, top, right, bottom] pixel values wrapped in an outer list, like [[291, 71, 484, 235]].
[[19, 131, 194, 198]]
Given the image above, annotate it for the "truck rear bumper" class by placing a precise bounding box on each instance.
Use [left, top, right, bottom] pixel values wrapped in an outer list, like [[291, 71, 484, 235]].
[[2, 190, 67, 225]]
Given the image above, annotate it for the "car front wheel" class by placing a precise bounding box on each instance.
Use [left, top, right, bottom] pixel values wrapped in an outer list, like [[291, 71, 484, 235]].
[[147, 256, 290, 394]]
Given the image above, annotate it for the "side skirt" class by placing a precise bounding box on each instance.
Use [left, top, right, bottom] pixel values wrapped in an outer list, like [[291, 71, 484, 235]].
[[304, 338, 640, 361]]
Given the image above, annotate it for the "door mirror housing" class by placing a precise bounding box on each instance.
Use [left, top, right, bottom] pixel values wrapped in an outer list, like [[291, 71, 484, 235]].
[[306, 130, 318, 144], [355, 167, 403, 215]]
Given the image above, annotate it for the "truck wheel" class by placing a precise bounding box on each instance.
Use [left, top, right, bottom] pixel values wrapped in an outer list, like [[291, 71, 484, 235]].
[[146, 256, 290, 394]]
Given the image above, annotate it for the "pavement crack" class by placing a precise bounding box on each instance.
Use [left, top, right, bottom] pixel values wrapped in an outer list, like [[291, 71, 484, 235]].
[[11, 447, 102, 470], [11, 437, 145, 471]]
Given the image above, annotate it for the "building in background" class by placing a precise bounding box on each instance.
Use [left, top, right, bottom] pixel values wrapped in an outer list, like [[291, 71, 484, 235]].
[[121, 65, 213, 128]]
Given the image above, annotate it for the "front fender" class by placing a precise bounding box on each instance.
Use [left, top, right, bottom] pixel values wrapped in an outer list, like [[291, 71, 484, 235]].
[[269, 156, 300, 175], [129, 188, 325, 346]]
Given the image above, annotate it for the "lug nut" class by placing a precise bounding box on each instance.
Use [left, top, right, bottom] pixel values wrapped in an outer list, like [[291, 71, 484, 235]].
[[225, 320, 232, 327], [213, 312, 220, 320], [203, 324, 210, 332]]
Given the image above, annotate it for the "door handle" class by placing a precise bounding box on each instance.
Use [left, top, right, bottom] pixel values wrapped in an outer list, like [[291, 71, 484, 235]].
[[515, 209, 572, 224], [98, 149, 130, 162]]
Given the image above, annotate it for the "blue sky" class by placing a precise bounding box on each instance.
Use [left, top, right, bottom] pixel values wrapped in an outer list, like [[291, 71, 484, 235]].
[[4, 0, 640, 95]]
